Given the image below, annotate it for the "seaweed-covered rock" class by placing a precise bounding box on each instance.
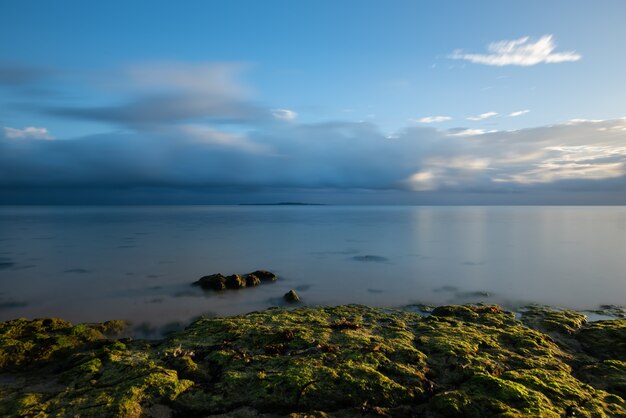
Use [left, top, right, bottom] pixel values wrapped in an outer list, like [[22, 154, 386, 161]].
[[521, 305, 587, 336], [283, 290, 300, 303], [578, 360, 626, 399], [576, 319, 626, 360], [225, 274, 246, 289], [193, 273, 226, 291], [1, 305, 625, 417], [0, 317, 104, 370]]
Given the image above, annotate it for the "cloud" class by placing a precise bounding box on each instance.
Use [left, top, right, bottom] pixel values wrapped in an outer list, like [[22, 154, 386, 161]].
[[3, 126, 54, 140], [565, 118, 604, 125], [449, 35, 581, 66], [0, 63, 53, 86], [2, 117, 626, 202], [509, 110, 530, 117], [467, 112, 498, 121], [271, 108, 298, 121], [42, 62, 270, 127], [175, 124, 269, 154], [448, 128, 497, 137], [415, 116, 452, 123]]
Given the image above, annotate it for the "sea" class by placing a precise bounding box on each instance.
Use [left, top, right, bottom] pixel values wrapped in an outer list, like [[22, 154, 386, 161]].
[[1, 205, 625, 336]]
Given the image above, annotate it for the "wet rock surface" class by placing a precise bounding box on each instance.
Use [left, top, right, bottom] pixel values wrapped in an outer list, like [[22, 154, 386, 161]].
[[1, 305, 625, 417]]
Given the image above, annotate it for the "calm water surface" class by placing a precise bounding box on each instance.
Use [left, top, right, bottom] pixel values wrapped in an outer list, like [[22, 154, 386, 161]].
[[1, 206, 625, 334]]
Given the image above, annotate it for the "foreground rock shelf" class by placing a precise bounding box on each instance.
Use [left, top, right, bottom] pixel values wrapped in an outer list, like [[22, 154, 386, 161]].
[[1, 305, 625, 417]]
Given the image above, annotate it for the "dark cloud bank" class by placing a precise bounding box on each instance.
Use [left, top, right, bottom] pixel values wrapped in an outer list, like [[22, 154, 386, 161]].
[[3, 120, 626, 205]]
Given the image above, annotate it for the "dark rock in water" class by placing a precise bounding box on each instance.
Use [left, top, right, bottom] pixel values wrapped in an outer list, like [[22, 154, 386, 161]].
[[225, 274, 246, 289], [193, 274, 226, 291], [0, 299, 28, 310], [0, 262, 15, 270], [591, 305, 626, 319], [249, 270, 277, 281], [352, 255, 388, 263], [284, 290, 300, 303], [433, 285, 458, 293], [194, 271, 277, 290], [456, 290, 493, 299], [244, 274, 261, 287]]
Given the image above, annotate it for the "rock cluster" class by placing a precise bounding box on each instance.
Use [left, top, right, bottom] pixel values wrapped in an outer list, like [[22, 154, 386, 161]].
[[192, 270, 277, 291]]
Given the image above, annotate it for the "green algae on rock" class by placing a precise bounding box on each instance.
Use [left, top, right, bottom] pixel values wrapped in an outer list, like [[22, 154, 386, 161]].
[[1, 305, 626, 417]]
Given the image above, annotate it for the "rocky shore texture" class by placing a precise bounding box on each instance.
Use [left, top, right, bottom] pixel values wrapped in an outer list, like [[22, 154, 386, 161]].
[[1, 304, 625, 417]]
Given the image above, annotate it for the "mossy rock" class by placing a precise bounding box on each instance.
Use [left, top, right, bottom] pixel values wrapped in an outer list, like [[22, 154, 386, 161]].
[[1, 305, 626, 417], [521, 305, 587, 335], [250, 270, 278, 281], [245, 274, 261, 287], [578, 360, 626, 399], [284, 290, 300, 303], [225, 274, 246, 289], [0, 317, 105, 370], [576, 319, 626, 360], [193, 273, 226, 291]]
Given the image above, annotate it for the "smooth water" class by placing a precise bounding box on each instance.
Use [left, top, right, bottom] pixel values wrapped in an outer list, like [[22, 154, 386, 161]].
[[1, 206, 625, 334]]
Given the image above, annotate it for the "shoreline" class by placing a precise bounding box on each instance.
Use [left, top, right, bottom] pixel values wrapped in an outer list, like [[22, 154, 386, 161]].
[[1, 303, 625, 417]]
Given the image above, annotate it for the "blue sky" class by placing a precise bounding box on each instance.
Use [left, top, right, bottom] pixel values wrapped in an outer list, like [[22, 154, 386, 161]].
[[1, 1, 626, 204]]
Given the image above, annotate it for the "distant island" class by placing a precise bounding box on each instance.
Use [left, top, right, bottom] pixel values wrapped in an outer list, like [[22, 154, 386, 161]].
[[239, 202, 327, 206]]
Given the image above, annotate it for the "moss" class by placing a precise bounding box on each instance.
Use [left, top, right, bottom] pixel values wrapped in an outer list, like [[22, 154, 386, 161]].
[[578, 360, 626, 399], [0, 317, 105, 370], [576, 319, 626, 360], [1, 305, 626, 417], [521, 305, 587, 336]]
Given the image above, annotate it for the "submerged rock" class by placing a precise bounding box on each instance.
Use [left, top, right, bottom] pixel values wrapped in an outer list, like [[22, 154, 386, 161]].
[[1, 305, 625, 417], [352, 255, 389, 263], [283, 290, 300, 303]]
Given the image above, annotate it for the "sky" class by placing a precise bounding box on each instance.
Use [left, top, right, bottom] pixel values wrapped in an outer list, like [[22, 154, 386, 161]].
[[1, 0, 626, 204]]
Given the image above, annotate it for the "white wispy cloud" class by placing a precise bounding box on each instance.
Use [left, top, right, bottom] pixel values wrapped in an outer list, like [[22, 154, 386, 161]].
[[449, 35, 581, 66], [271, 108, 298, 121], [467, 112, 498, 121], [509, 110, 530, 117], [3, 126, 54, 140], [448, 128, 497, 137], [414, 115, 452, 123], [565, 118, 605, 125]]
